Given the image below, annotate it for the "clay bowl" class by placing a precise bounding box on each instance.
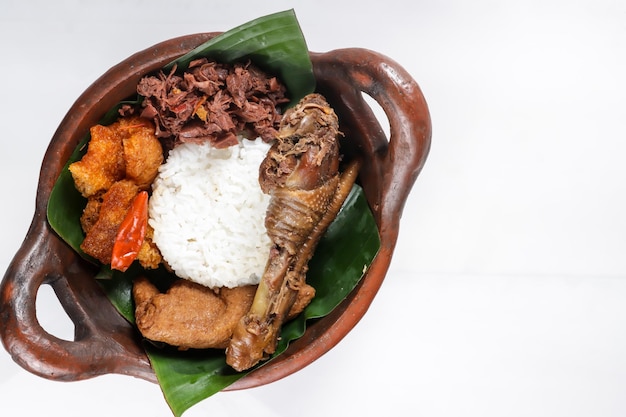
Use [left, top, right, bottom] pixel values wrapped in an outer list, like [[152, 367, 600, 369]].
[[0, 33, 431, 390]]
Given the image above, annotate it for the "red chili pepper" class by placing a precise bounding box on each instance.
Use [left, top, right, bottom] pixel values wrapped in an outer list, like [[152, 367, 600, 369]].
[[111, 190, 148, 272]]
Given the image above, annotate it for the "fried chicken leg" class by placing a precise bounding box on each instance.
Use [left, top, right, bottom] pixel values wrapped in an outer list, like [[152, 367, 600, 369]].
[[226, 94, 360, 371]]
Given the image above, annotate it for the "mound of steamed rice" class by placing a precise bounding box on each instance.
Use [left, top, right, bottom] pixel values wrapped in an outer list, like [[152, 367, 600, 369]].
[[149, 138, 272, 289]]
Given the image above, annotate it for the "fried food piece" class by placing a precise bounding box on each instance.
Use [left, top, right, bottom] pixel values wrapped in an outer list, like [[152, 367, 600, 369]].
[[137, 224, 162, 270], [133, 276, 257, 350], [79, 193, 103, 234], [72, 116, 164, 267], [70, 116, 162, 196], [69, 124, 125, 198], [132, 277, 314, 350], [226, 94, 359, 371], [122, 120, 164, 189], [288, 282, 315, 320], [80, 180, 139, 265]]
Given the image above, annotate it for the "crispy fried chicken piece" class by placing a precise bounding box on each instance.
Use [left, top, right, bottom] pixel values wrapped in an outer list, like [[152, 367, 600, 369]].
[[69, 124, 125, 198], [122, 119, 164, 189], [132, 277, 315, 350], [226, 94, 360, 371], [70, 116, 162, 197], [80, 179, 139, 265], [71, 116, 164, 267]]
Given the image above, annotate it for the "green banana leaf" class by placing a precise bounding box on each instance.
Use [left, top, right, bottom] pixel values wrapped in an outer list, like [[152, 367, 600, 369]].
[[149, 184, 379, 416], [46, 9, 381, 417], [164, 9, 315, 104]]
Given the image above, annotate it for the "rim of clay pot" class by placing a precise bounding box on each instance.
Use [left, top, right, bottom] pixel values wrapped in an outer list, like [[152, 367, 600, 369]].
[[0, 32, 431, 390]]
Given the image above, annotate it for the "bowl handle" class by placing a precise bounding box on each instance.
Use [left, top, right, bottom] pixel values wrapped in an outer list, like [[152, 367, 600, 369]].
[[0, 43, 431, 387], [311, 48, 431, 244], [0, 33, 221, 383], [0, 210, 155, 382]]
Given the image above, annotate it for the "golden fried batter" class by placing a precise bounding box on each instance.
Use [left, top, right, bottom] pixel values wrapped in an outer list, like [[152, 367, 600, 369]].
[[79, 193, 103, 234], [69, 124, 125, 198], [133, 276, 257, 350], [137, 224, 162, 270], [80, 180, 139, 265], [70, 117, 162, 196], [122, 120, 164, 190], [72, 116, 164, 267]]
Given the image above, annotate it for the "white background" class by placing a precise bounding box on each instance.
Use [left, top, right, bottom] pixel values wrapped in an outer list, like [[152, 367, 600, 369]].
[[2, 0, 626, 416]]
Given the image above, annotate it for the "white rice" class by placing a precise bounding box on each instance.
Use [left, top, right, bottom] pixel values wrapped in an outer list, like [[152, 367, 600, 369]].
[[148, 138, 272, 288]]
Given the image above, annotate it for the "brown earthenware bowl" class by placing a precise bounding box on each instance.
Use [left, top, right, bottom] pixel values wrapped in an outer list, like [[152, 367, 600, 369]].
[[0, 33, 431, 390]]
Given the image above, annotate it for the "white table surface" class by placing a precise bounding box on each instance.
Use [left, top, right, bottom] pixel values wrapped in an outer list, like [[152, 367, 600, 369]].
[[2, 0, 626, 416]]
